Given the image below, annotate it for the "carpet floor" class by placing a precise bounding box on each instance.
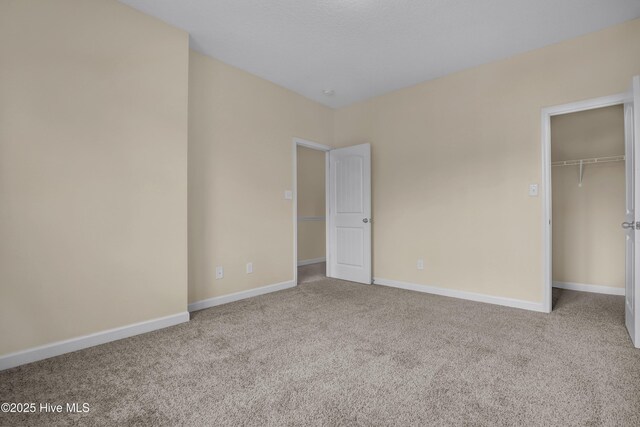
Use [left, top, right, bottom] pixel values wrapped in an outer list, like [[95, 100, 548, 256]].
[[1, 280, 639, 426], [298, 262, 326, 284]]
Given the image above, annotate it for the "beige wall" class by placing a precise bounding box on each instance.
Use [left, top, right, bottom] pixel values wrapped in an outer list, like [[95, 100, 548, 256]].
[[188, 51, 333, 304], [297, 146, 326, 262], [0, 0, 189, 355], [552, 106, 625, 288], [333, 18, 640, 304]]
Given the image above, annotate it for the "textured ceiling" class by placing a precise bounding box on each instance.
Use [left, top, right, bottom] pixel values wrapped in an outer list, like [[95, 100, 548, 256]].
[[119, 0, 640, 108]]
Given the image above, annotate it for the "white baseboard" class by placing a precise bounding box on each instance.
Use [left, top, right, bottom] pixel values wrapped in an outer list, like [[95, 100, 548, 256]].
[[297, 257, 326, 267], [373, 277, 546, 312], [553, 281, 625, 296], [188, 280, 296, 312], [0, 312, 189, 371]]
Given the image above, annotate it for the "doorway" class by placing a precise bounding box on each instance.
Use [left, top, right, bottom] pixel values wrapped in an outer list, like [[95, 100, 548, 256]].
[[292, 138, 373, 286], [542, 78, 640, 347], [543, 93, 629, 313], [294, 139, 330, 284]]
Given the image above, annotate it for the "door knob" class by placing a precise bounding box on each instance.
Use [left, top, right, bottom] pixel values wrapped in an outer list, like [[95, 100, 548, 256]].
[[622, 221, 637, 230], [362, 218, 371, 223]]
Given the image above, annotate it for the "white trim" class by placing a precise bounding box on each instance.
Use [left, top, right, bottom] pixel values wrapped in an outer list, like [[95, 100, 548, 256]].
[[325, 151, 331, 278], [542, 106, 553, 313], [298, 216, 326, 221], [542, 93, 631, 116], [297, 257, 326, 266], [0, 312, 189, 371], [553, 281, 625, 296], [373, 277, 546, 312], [292, 137, 332, 285], [188, 280, 295, 312], [293, 137, 331, 152], [541, 93, 629, 314]]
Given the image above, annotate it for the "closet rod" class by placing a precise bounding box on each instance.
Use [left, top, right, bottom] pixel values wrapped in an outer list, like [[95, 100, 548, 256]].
[[551, 155, 625, 167], [552, 155, 625, 187]]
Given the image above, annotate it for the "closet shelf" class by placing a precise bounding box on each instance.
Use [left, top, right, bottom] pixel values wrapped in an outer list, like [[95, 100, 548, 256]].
[[551, 155, 625, 167], [551, 155, 625, 187]]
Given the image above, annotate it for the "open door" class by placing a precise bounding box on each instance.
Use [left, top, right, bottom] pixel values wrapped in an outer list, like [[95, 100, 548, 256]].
[[624, 75, 640, 348], [328, 143, 372, 284]]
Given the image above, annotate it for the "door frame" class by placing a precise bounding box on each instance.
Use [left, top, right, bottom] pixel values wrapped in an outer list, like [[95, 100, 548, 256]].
[[541, 92, 630, 313], [292, 137, 332, 285]]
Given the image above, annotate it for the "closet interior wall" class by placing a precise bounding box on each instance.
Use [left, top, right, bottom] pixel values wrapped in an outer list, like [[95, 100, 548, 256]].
[[551, 105, 626, 291]]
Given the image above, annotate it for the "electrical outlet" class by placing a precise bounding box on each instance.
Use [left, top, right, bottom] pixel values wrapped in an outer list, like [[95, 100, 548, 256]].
[[215, 266, 224, 279], [246, 262, 253, 274], [417, 259, 424, 270]]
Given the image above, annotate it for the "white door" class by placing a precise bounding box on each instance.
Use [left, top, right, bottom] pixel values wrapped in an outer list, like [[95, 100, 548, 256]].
[[328, 143, 372, 284], [624, 75, 640, 348]]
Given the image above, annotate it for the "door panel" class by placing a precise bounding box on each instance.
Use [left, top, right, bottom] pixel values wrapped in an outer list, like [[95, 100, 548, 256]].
[[336, 227, 364, 266], [329, 144, 371, 284], [336, 157, 364, 213], [624, 101, 635, 344], [625, 75, 640, 348]]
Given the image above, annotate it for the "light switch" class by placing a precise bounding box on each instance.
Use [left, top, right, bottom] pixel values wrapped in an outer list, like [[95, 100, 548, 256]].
[[529, 184, 538, 197], [215, 266, 224, 279], [284, 190, 293, 200]]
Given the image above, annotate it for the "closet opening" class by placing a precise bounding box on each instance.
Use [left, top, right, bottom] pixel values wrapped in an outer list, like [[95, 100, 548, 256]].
[[550, 104, 626, 308]]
